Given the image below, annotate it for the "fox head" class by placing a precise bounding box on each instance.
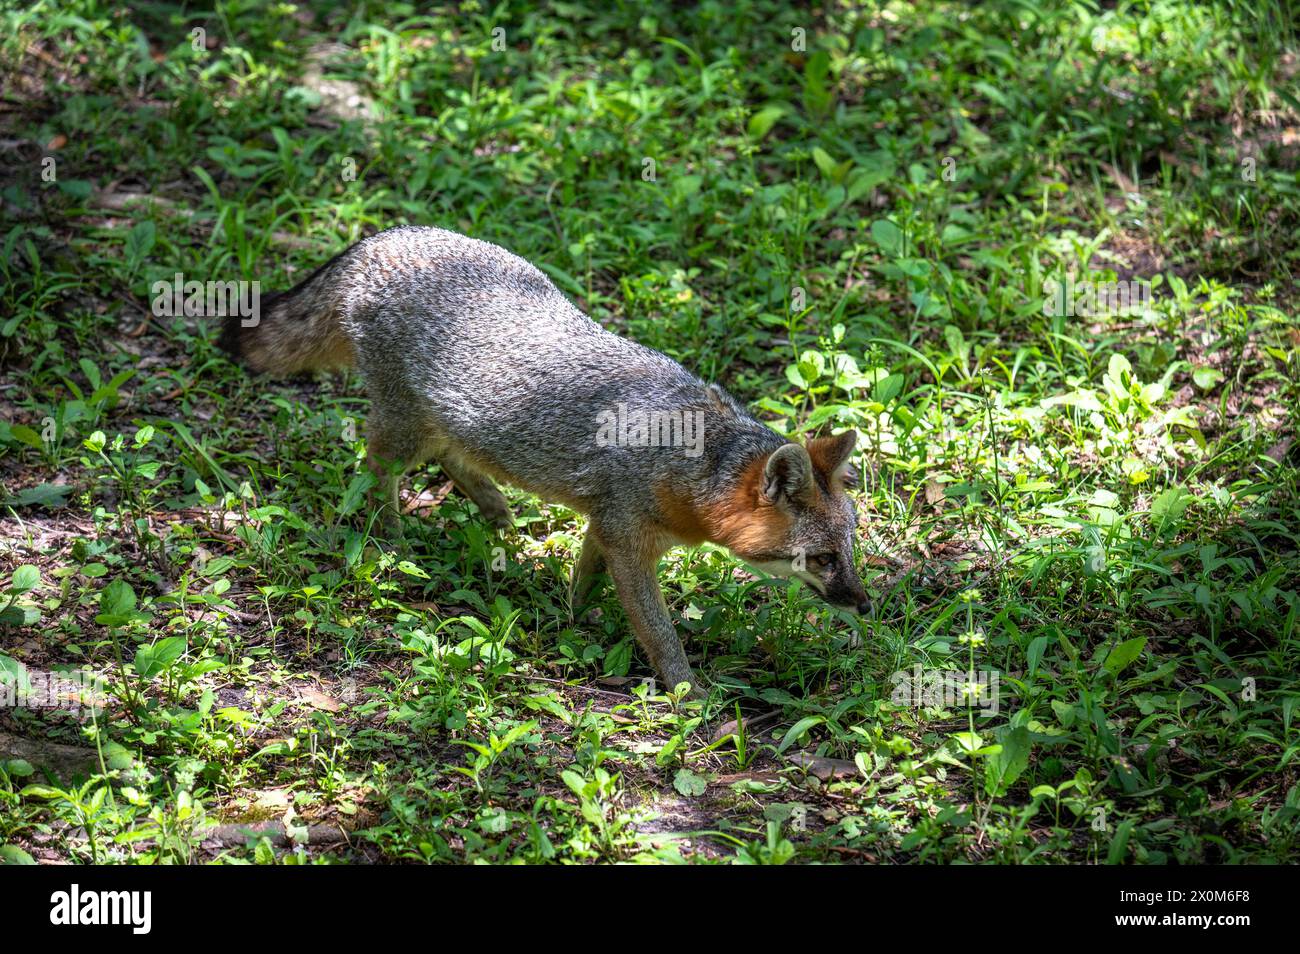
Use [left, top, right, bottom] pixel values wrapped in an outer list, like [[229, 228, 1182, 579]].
[[719, 430, 870, 614]]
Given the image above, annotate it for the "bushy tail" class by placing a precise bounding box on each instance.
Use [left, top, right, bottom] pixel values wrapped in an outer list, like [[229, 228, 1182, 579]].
[[219, 254, 355, 375]]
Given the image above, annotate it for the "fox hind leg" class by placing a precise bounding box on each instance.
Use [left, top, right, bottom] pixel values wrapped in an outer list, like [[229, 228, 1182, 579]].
[[437, 453, 513, 531], [365, 414, 511, 532], [570, 531, 607, 613], [364, 416, 432, 530]]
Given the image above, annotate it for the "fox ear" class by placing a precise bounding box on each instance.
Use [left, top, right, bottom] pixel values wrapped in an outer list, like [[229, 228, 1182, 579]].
[[807, 429, 858, 487], [763, 444, 814, 506]]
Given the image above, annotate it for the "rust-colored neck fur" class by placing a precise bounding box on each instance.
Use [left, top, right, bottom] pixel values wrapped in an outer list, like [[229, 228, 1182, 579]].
[[654, 453, 791, 554], [653, 434, 851, 554]]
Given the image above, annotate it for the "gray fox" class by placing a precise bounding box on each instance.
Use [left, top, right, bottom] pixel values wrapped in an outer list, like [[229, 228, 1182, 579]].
[[221, 226, 869, 695]]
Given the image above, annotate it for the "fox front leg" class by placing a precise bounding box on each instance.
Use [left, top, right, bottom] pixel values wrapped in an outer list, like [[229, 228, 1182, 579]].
[[602, 541, 701, 699]]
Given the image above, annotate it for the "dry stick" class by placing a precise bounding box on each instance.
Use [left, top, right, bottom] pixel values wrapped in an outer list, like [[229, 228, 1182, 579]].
[[496, 671, 636, 701], [24, 42, 66, 74], [204, 820, 352, 848], [0, 731, 99, 782], [709, 709, 783, 744]]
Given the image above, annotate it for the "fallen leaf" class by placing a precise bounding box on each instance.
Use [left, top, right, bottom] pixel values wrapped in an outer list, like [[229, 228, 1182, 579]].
[[296, 687, 340, 712], [924, 478, 944, 508]]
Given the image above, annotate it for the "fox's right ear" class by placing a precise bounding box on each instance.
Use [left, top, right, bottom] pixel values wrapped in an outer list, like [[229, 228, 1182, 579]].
[[762, 444, 814, 507]]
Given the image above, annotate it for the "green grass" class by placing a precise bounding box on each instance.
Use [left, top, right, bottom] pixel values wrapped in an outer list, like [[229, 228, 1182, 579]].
[[0, 0, 1297, 864]]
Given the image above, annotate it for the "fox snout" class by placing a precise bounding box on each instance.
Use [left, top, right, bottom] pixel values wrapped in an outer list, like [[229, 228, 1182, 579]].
[[824, 567, 870, 616]]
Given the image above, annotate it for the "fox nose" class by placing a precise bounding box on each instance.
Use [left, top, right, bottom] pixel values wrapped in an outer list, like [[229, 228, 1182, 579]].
[[856, 600, 871, 615]]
